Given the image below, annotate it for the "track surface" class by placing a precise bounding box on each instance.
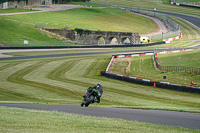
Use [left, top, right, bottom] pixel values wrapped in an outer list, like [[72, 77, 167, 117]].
[[0, 103, 200, 130], [1, 46, 200, 61], [156, 11, 200, 29], [0, 49, 155, 60]]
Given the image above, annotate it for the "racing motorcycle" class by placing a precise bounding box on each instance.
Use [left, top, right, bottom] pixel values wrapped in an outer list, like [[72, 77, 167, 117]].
[[81, 89, 99, 107]]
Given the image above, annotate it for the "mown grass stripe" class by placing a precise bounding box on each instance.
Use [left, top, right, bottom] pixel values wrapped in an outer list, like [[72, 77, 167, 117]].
[[0, 87, 39, 101], [1, 54, 200, 111], [7, 61, 79, 102], [0, 62, 20, 71]]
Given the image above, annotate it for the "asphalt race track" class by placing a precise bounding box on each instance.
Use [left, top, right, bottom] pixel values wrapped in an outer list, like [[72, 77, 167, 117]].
[[0, 103, 200, 130], [156, 11, 200, 29], [0, 46, 199, 61], [0, 49, 153, 60]]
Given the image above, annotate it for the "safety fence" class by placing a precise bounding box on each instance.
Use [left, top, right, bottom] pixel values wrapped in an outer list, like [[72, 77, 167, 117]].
[[101, 71, 200, 94], [100, 49, 200, 94], [154, 52, 200, 74], [160, 66, 200, 74]]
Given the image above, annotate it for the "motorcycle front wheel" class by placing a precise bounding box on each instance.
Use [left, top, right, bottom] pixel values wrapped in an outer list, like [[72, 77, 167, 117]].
[[85, 95, 94, 107]]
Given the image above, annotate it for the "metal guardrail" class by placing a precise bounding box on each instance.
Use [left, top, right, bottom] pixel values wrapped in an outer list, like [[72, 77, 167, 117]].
[[101, 71, 200, 94]]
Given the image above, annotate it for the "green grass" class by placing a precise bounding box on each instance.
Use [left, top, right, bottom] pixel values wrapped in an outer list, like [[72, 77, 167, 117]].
[[1, 106, 198, 133], [91, 0, 200, 18], [0, 7, 158, 42], [3, 15, 200, 56], [110, 49, 200, 87], [0, 17, 55, 41], [0, 54, 200, 132], [1, 54, 200, 112], [158, 50, 200, 67]]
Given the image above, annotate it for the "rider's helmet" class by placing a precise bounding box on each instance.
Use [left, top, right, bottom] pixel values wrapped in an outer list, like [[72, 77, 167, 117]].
[[97, 83, 101, 88]]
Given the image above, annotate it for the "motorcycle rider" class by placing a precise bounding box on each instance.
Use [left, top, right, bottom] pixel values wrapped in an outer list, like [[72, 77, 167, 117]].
[[83, 83, 103, 103], [190, 81, 198, 87]]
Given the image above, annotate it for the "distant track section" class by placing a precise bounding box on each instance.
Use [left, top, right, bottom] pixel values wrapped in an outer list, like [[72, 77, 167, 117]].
[[155, 11, 200, 29], [1, 47, 199, 61]]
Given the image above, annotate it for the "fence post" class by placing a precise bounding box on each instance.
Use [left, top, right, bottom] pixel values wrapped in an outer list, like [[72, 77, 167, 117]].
[[8, 39, 10, 47]]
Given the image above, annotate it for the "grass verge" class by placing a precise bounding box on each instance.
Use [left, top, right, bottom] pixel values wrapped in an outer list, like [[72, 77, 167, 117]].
[[158, 50, 200, 67]]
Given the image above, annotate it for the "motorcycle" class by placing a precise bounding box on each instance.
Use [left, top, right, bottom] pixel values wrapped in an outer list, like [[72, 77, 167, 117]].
[[190, 82, 199, 87], [81, 89, 99, 107], [193, 83, 199, 87]]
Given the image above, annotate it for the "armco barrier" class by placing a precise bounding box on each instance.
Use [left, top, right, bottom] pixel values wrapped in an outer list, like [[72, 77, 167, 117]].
[[171, 2, 200, 8], [100, 71, 200, 94], [101, 50, 200, 94], [163, 33, 182, 43]]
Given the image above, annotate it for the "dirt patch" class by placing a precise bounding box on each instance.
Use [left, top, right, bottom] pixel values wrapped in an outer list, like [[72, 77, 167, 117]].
[[111, 57, 131, 74], [152, 56, 160, 71]]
